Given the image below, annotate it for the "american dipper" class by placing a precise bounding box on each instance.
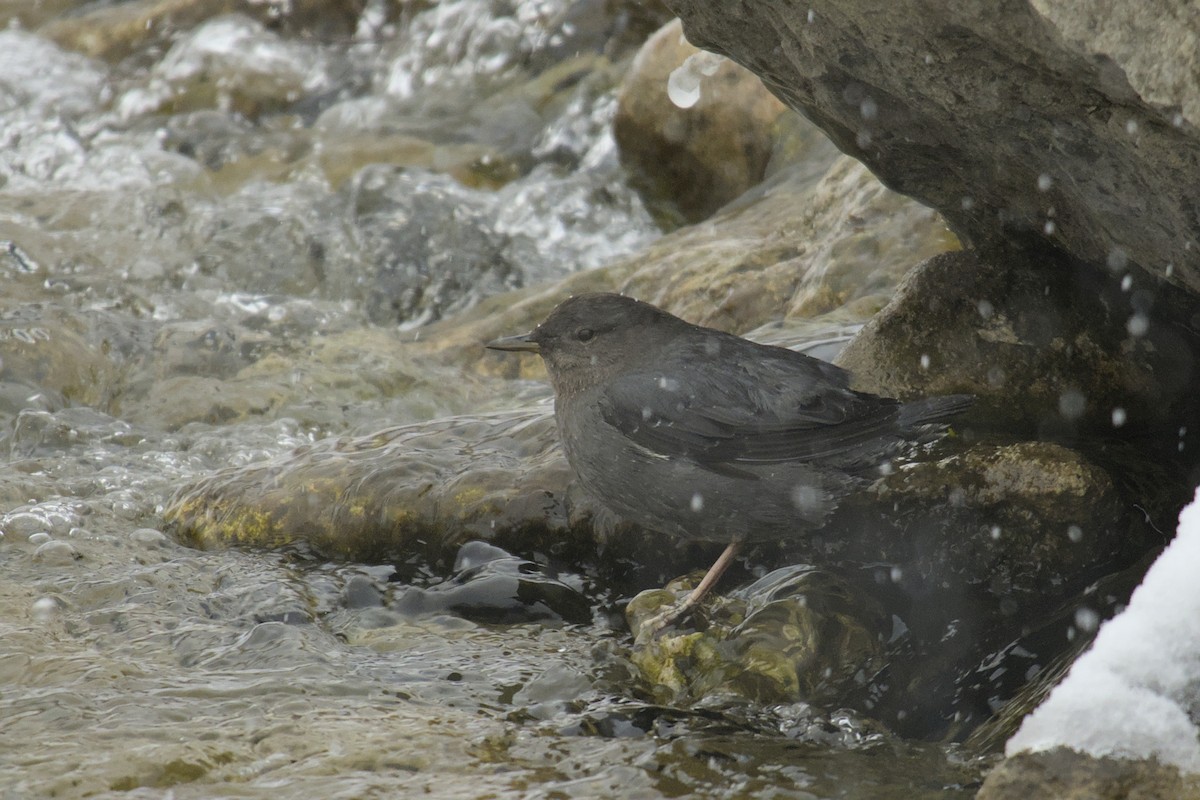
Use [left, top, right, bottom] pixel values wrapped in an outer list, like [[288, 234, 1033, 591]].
[[487, 293, 971, 631]]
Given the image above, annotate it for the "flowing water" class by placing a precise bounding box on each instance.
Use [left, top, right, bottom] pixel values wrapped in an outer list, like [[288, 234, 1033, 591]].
[[1, 2, 990, 796]]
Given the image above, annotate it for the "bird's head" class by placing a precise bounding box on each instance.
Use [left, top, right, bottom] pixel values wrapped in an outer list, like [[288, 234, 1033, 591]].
[[486, 293, 686, 393]]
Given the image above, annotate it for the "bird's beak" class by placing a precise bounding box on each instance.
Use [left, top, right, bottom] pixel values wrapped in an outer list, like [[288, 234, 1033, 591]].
[[485, 332, 541, 353]]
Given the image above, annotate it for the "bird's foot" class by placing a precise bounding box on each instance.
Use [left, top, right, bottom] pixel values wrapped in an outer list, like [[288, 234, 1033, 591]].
[[638, 595, 701, 638]]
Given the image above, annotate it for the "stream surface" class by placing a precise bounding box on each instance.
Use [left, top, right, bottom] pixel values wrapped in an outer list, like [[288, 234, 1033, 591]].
[[1, 2, 989, 796]]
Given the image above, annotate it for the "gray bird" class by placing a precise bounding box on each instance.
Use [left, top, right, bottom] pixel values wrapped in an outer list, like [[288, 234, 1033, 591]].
[[487, 293, 971, 631]]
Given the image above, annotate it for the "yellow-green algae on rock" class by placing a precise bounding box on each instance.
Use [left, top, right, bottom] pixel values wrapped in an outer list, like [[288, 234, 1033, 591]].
[[627, 565, 888, 707], [165, 408, 587, 565]]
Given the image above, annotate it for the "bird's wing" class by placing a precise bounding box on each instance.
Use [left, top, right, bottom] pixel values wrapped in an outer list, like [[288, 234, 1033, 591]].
[[597, 344, 903, 468]]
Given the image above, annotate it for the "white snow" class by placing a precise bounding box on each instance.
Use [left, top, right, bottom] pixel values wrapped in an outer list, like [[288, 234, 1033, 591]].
[[1006, 485, 1200, 772]]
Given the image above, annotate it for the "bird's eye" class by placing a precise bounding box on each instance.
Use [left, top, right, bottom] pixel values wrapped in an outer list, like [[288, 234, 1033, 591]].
[[576, 328, 595, 342]]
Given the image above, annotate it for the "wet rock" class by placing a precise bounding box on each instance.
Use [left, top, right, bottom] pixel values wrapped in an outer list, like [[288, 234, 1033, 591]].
[[837, 249, 1200, 437], [665, 0, 1200, 295], [114, 14, 336, 120], [977, 748, 1200, 800], [614, 19, 801, 226], [849, 441, 1129, 595], [627, 565, 889, 708], [392, 540, 592, 625], [348, 166, 520, 327], [41, 0, 366, 63], [166, 408, 585, 566], [0, 308, 124, 411]]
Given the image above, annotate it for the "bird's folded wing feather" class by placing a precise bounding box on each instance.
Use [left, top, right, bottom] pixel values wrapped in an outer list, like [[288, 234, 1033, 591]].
[[597, 350, 903, 467]]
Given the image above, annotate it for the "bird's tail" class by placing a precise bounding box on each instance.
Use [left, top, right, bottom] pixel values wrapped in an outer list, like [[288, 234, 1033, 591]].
[[897, 394, 974, 429]]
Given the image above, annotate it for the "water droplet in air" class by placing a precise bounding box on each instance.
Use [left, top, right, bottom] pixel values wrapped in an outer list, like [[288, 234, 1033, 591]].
[[1043, 220, 1056, 235], [690, 492, 704, 513], [1126, 313, 1149, 337], [1036, 173, 1052, 191], [1074, 607, 1100, 632], [1067, 524, 1083, 543], [1058, 389, 1087, 420], [1111, 408, 1127, 428], [919, 354, 931, 370], [1106, 247, 1128, 272]]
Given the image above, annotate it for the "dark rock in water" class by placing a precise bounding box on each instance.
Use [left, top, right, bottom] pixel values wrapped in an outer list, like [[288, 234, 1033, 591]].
[[392, 540, 592, 625], [664, 0, 1200, 295], [348, 166, 519, 326]]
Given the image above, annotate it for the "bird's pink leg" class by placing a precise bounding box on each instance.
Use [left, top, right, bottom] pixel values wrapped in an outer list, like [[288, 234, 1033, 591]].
[[644, 538, 743, 635]]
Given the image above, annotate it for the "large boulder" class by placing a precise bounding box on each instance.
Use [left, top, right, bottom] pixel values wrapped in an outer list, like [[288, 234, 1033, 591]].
[[664, 0, 1200, 296]]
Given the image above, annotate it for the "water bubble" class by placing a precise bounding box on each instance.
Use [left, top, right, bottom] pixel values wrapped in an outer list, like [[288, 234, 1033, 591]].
[[1166, 263, 1175, 277], [1067, 524, 1083, 543], [1036, 173, 1053, 191], [1111, 407, 1127, 428], [657, 376, 680, 392], [131, 528, 168, 546], [807, 8, 815, 22], [641, 406, 653, 421], [919, 354, 930, 370], [1058, 388, 1087, 421], [1120, 274, 1133, 292], [890, 566, 903, 583], [666, 65, 701, 109], [961, 195, 975, 211], [855, 129, 872, 148], [34, 540, 80, 565], [859, 97, 878, 120], [666, 51, 725, 109], [28, 531, 52, 545], [2, 511, 50, 537], [1174, 112, 1185, 127], [989, 525, 1001, 540], [1043, 220, 1056, 235], [1126, 313, 1149, 337], [32, 597, 59, 622], [690, 492, 704, 513], [1125, 119, 1139, 135], [977, 299, 994, 319], [1074, 607, 1100, 632]]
